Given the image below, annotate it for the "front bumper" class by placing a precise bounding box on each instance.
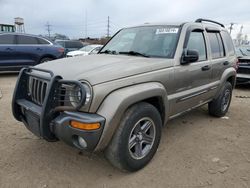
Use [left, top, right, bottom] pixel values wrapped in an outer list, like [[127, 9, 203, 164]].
[[12, 67, 105, 151], [53, 111, 105, 150], [236, 73, 250, 84], [237, 64, 250, 84]]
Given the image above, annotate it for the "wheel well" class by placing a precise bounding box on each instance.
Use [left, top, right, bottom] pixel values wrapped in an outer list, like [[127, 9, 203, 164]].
[[39, 55, 56, 62], [142, 97, 165, 123], [226, 76, 236, 87]]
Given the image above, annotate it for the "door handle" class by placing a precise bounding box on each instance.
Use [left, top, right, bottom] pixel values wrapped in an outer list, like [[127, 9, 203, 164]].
[[201, 65, 211, 71], [5, 47, 13, 51], [36, 48, 42, 51], [223, 61, 229, 66]]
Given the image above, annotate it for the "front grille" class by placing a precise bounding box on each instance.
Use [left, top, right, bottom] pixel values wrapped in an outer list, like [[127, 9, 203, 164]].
[[28, 77, 48, 105], [238, 67, 250, 74]]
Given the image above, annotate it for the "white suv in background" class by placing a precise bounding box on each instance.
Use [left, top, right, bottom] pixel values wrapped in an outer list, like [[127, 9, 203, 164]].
[[66, 44, 103, 57]]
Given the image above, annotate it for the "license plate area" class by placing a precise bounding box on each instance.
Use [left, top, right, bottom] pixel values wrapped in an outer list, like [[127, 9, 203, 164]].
[[24, 110, 41, 137]]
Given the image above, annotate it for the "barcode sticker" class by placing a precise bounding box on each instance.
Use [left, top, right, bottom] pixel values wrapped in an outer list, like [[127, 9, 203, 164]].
[[156, 28, 179, 34]]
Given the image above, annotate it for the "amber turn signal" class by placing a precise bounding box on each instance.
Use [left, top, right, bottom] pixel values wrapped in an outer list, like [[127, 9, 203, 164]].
[[70, 121, 100, 130]]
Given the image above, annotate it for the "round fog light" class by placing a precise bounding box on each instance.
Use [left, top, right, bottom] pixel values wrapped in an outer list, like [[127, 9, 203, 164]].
[[78, 136, 87, 148]]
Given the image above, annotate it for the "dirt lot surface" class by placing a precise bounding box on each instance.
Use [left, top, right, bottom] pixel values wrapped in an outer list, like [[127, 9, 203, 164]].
[[0, 74, 250, 188]]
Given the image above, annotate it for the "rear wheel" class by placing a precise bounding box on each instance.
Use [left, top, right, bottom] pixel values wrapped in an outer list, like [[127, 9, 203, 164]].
[[39, 57, 53, 64], [105, 102, 162, 172], [208, 81, 232, 117]]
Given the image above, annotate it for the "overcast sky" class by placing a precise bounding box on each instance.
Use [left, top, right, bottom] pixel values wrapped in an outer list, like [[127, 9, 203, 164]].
[[0, 0, 250, 39]]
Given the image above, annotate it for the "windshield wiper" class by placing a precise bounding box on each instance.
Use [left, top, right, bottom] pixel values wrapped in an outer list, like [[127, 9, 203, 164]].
[[119, 51, 150, 58], [99, 49, 117, 55]]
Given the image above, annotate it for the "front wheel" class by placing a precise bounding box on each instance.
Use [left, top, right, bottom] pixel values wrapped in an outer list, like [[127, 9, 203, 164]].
[[105, 102, 162, 172], [208, 81, 233, 117]]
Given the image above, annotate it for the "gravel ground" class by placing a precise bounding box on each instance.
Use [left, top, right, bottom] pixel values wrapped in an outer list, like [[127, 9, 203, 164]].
[[0, 74, 250, 188]]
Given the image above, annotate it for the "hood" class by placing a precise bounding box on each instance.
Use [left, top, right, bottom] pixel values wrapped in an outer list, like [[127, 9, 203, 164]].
[[67, 51, 88, 56], [36, 54, 173, 85]]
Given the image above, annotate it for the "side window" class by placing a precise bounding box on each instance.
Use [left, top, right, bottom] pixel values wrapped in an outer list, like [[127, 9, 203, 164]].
[[17, 35, 38, 45], [56, 41, 65, 47], [207, 32, 225, 59], [221, 31, 235, 56], [92, 47, 101, 53], [186, 31, 207, 61], [0, 34, 15, 44], [65, 41, 83, 48], [37, 38, 50, 45]]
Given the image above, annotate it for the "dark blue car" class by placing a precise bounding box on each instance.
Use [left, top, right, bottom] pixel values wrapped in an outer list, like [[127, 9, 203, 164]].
[[0, 33, 65, 71]]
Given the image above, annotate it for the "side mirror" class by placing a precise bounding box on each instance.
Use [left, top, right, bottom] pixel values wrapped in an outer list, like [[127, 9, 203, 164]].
[[181, 49, 199, 64]]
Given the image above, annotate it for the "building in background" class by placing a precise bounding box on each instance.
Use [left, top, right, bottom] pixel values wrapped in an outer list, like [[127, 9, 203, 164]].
[[0, 24, 15, 32]]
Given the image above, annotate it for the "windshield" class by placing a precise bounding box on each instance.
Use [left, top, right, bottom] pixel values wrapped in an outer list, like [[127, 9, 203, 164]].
[[236, 46, 250, 57], [80, 45, 96, 52], [100, 26, 180, 58]]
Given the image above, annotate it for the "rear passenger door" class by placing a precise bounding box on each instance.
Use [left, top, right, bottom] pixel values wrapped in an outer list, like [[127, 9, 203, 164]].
[[15, 35, 43, 66], [171, 28, 213, 115], [206, 31, 228, 83]]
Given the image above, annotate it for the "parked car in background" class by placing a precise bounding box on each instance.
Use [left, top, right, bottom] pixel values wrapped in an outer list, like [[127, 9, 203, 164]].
[[0, 33, 65, 71], [236, 46, 250, 84], [66, 44, 103, 57], [55, 40, 86, 54]]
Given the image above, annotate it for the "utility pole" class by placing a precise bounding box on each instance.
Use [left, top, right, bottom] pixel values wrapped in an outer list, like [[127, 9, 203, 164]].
[[229, 23, 234, 35], [45, 22, 52, 38], [85, 10, 88, 41], [107, 16, 110, 38]]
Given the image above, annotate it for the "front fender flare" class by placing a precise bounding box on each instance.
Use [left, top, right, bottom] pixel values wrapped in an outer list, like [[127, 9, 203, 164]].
[[94, 82, 168, 151]]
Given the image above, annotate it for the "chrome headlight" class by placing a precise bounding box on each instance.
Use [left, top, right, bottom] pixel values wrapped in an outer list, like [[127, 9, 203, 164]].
[[82, 83, 92, 105], [69, 82, 92, 108]]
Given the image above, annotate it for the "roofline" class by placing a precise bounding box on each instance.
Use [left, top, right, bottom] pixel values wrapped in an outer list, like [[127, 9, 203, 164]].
[[0, 32, 53, 44], [121, 19, 225, 30]]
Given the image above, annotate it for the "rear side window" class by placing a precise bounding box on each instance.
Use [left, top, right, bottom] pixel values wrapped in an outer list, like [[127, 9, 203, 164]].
[[221, 31, 235, 56], [37, 38, 50, 45], [56, 41, 65, 47], [207, 32, 225, 59], [0, 34, 15, 44], [65, 41, 83, 48], [17, 35, 38, 45], [186, 31, 207, 61]]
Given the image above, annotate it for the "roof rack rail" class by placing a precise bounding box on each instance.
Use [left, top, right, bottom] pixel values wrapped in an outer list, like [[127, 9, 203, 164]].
[[195, 18, 225, 28]]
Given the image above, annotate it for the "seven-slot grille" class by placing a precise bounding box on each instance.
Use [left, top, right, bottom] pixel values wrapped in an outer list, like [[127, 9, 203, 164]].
[[28, 77, 48, 105]]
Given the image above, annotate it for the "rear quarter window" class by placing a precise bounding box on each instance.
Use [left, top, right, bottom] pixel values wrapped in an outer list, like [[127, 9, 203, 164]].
[[37, 38, 50, 45], [221, 31, 235, 56]]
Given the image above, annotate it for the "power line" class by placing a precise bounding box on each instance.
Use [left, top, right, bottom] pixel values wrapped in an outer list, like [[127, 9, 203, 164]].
[[45, 22, 52, 37]]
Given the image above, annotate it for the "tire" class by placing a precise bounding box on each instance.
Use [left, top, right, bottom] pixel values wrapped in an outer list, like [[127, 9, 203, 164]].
[[39, 57, 53, 64], [208, 81, 232, 117], [105, 102, 162, 172]]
